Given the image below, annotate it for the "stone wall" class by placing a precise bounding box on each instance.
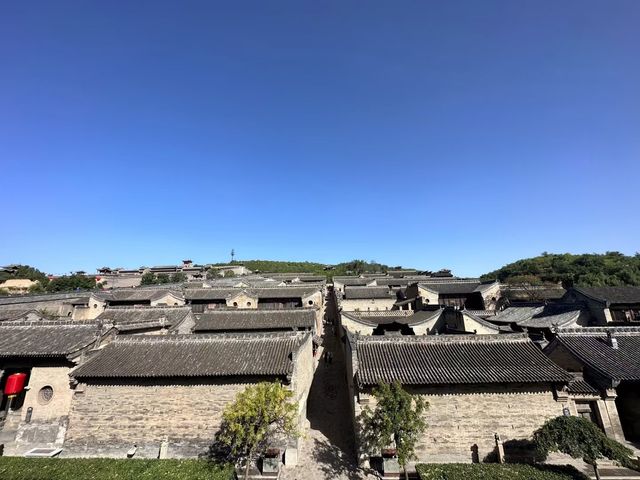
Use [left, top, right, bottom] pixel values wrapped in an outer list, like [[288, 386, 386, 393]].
[[292, 335, 314, 428], [340, 298, 397, 312], [356, 383, 565, 463], [64, 379, 267, 458], [2, 366, 75, 455]]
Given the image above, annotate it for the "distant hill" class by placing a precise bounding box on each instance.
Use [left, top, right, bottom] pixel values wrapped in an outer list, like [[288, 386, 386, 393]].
[[237, 259, 390, 278], [481, 252, 640, 288]]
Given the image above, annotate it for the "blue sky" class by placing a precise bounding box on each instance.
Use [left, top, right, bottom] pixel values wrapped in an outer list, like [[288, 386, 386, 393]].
[[1, 1, 639, 276]]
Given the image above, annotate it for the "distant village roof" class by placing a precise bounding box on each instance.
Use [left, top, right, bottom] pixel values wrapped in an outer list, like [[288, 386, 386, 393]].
[[0, 308, 43, 322], [333, 277, 373, 286], [343, 309, 443, 327], [97, 306, 192, 331], [571, 286, 640, 305], [418, 280, 495, 295], [194, 309, 315, 332], [355, 333, 572, 386], [0, 322, 100, 358], [550, 327, 640, 382], [97, 289, 183, 302], [344, 286, 394, 300], [72, 332, 310, 379], [185, 286, 320, 301], [490, 304, 586, 329]]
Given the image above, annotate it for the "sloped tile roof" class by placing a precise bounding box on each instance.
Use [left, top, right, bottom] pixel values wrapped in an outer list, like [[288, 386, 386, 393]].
[[194, 309, 315, 332], [97, 306, 192, 331], [333, 277, 373, 286], [568, 378, 599, 395], [418, 281, 482, 295], [553, 327, 640, 381], [490, 304, 585, 329], [185, 286, 320, 301], [355, 333, 572, 386], [98, 289, 183, 302], [343, 309, 443, 326], [344, 286, 394, 300], [72, 332, 310, 379], [0, 323, 99, 358], [573, 287, 640, 305], [0, 309, 42, 322]]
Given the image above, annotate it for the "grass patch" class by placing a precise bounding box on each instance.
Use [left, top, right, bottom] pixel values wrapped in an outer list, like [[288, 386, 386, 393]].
[[416, 463, 590, 480], [0, 457, 233, 480]]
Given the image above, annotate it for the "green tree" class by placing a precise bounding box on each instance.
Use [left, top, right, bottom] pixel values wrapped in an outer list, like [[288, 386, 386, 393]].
[[534, 416, 633, 480], [206, 269, 223, 280], [214, 382, 299, 480], [359, 381, 428, 480], [155, 273, 171, 284], [140, 272, 157, 285], [0, 265, 50, 286], [46, 274, 96, 292], [28, 282, 46, 294], [481, 252, 640, 287], [224, 270, 236, 278], [171, 272, 187, 283]]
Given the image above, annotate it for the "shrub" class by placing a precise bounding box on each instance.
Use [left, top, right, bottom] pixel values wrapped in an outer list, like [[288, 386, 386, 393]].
[[0, 457, 233, 480], [416, 463, 589, 480]]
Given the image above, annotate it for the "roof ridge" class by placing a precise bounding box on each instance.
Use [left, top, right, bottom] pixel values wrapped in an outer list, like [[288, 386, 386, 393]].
[[356, 332, 529, 343], [112, 331, 308, 343], [558, 326, 640, 335]]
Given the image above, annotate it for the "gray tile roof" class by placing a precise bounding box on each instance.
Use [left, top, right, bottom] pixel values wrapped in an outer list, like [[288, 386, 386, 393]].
[[355, 333, 572, 386], [185, 288, 241, 300], [0, 322, 100, 358], [344, 286, 394, 300], [194, 309, 315, 332], [572, 287, 640, 305], [418, 281, 484, 295], [490, 304, 585, 329], [343, 309, 443, 326], [0, 309, 41, 322], [72, 332, 310, 379], [98, 289, 183, 302], [333, 277, 373, 286], [97, 306, 192, 331], [552, 327, 640, 381], [568, 378, 599, 395], [185, 286, 320, 301]]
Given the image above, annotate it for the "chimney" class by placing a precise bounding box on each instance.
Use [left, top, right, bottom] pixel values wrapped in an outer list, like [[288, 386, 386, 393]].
[[606, 331, 619, 349]]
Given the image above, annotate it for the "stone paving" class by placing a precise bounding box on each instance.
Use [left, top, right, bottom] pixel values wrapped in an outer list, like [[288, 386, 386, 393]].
[[282, 294, 371, 480]]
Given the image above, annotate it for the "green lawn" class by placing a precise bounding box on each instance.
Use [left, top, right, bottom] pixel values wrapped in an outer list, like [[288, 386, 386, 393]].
[[416, 463, 590, 480], [0, 457, 234, 480]]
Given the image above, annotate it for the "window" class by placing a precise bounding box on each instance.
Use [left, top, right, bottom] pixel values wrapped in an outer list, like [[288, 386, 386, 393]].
[[93, 304, 98, 308], [38, 386, 54, 405], [308, 300, 314, 306], [247, 302, 252, 307], [233, 302, 238, 307]]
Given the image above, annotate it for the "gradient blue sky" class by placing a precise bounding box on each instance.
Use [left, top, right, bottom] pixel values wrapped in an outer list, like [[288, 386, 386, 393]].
[[1, 1, 639, 276]]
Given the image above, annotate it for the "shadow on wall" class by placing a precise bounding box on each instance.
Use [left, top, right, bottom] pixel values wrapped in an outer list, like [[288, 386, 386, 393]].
[[482, 439, 545, 464]]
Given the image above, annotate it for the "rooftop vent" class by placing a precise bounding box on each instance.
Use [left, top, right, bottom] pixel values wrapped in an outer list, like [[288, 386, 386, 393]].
[[606, 331, 619, 349]]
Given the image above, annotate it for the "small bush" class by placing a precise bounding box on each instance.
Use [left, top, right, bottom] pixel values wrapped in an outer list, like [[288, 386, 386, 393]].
[[0, 457, 233, 480], [416, 463, 589, 480]]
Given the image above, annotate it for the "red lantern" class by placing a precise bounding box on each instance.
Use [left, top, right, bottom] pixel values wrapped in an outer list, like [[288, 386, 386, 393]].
[[4, 373, 27, 396]]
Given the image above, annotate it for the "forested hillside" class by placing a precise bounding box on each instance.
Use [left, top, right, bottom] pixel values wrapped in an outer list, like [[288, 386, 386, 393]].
[[481, 252, 640, 287], [239, 259, 389, 277]]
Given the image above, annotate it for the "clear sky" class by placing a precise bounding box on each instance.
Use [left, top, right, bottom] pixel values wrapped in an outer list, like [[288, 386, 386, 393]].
[[1, 1, 639, 276]]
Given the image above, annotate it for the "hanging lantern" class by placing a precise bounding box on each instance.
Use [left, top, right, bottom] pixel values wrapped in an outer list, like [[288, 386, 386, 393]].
[[4, 373, 28, 397]]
